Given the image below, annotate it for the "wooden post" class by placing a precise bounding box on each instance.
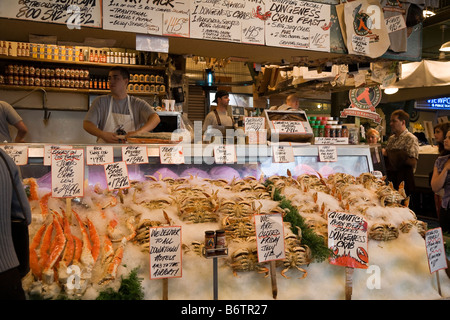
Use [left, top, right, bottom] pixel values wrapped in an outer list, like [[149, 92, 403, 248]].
[[436, 271, 442, 297], [66, 198, 72, 223], [345, 267, 354, 300], [162, 278, 169, 300], [270, 261, 278, 299]]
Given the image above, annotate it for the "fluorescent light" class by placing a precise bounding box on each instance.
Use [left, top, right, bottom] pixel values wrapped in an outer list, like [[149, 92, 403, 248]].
[[423, 10, 435, 18], [384, 87, 398, 95]]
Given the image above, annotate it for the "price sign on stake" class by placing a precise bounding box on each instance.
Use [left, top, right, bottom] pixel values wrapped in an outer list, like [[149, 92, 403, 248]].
[[104, 161, 130, 191], [255, 213, 285, 263], [51, 149, 84, 198], [149, 226, 182, 280], [86, 146, 114, 165], [425, 228, 448, 274]]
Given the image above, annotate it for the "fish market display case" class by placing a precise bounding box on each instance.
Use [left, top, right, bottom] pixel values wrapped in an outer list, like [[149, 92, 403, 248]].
[[8, 142, 448, 301]]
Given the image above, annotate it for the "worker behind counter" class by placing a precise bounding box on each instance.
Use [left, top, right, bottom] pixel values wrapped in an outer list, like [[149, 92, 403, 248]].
[[269, 94, 302, 111], [83, 66, 160, 143], [0, 101, 28, 143], [202, 90, 235, 133]]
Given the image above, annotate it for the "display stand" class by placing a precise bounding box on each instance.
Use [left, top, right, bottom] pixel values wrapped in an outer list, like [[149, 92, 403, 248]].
[[202, 248, 229, 300]]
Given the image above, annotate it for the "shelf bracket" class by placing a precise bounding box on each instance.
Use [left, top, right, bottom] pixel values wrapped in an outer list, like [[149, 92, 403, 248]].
[[9, 87, 51, 126]]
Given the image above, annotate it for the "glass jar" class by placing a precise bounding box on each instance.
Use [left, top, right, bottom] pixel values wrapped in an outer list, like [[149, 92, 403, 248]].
[[348, 127, 359, 144]]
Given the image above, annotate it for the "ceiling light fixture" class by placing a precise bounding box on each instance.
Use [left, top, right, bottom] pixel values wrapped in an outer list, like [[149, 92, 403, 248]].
[[384, 87, 399, 95], [440, 25, 450, 52], [422, 9, 435, 18]]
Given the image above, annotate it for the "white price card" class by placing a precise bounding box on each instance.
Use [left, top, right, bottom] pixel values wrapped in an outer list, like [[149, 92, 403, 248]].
[[213, 145, 236, 164], [0, 145, 28, 165], [425, 228, 448, 274], [122, 145, 148, 164], [244, 117, 265, 132], [104, 161, 130, 191], [272, 121, 305, 133], [149, 226, 182, 279], [272, 145, 294, 163], [44, 145, 72, 166], [318, 145, 337, 162], [254, 213, 285, 263], [160, 145, 184, 164], [51, 149, 84, 198], [86, 146, 114, 165]]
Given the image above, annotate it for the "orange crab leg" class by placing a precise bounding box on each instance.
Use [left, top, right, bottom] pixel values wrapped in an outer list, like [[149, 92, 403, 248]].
[[39, 192, 52, 217], [87, 218, 100, 263], [29, 224, 46, 279], [72, 236, 83, 263], [43, 216, 66, 271], [61, 214, 75, 266], [24, 178, 39, 201], [38, 221, 54, 267]]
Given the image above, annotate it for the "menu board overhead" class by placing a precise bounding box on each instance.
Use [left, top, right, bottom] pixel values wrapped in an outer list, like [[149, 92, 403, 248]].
[[0, 0, 102, 28]]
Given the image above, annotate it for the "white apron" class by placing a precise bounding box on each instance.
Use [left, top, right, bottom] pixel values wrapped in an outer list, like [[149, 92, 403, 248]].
[[98, 95, 135, 143]]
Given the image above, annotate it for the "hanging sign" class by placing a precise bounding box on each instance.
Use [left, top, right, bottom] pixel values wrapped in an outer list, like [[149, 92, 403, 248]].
[[104, 161, 130, 191], [86, 146, 114, 166], [160, 145, 184, 164], [340, 86, 382, 124], [122, 145, 148, 165], [328, 211, 369, 269], [254, 213, 285, 263], [265, 0, 331, 52], [149, 226, 182, 280], [0, 145, 28, 165], [0, 0, 102, 28], [51, 149, 84, 198], [425, 228, 448, 274]]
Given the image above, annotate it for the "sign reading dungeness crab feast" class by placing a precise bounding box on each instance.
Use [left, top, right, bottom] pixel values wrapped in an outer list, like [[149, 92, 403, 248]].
[[328, 211, 369, 269]]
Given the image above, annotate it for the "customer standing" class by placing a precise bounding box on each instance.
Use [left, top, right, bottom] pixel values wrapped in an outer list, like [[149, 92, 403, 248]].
[[0, 148, 32, 300], [432, 122, 450, 221], [431, 130, 450, 233], [382, 109, 419, 199]]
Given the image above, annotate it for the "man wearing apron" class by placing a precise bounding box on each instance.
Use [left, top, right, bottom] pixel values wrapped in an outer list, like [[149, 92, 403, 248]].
[[83, 66, 160, 143], [202, 90, 235, 133]]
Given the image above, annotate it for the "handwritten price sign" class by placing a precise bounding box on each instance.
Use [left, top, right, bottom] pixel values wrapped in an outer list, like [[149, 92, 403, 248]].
[[425, 228, 448, 274], [272, 120, 305, 133], [0, 145, 28, 165], [104, 161, 130, 191], [122, 145, 148, 165], [86, 146, 113, 165], [51, 149, 84, 198], [255, 213, 285, 263], [160, 145, 184, 164]]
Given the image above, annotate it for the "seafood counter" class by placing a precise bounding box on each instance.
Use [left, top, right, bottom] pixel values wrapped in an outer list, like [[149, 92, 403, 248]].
[[21, 171, 449, 300]]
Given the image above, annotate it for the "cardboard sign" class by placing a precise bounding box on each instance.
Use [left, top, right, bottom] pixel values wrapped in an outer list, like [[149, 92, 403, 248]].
[[51, 149, 84, 198], [328, 211, 369, 269], [213, 145, 236, 164], [244, 117, 265, 132], [425, 228, 448, 274], [149, 226, 182, 279], [86, 146, 114, 165], [122, 145, 148, 164], [0, 145, 28, 165], [104, 161, 130, 191], [272, 120, 305, 133], [160, 145, 184, 164], [272, 145, 294, 163], [254, 213, 285, 263], [318, 145, 337, 162]]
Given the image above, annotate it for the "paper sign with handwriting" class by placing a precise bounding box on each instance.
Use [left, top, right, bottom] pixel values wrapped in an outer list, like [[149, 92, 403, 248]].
[[328, 211, 369, 269], [214, 145, 236, 164], [160, 145, 184, 164], [104, 161, 130, 191], [0, 145, 28, 165], [122, 145, 148, 164], [425, 228, 448, 274], [149, 226, 182, 279], [255, 213, 285, 263], [272, 145, 294, 163], [51, 149, 84, 198], [272, 120, 305, 133], [318, 145, 337, 162], [244, 117, 265, 132], [44, 145, 72, 166], [86, 146, 114, 165]]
